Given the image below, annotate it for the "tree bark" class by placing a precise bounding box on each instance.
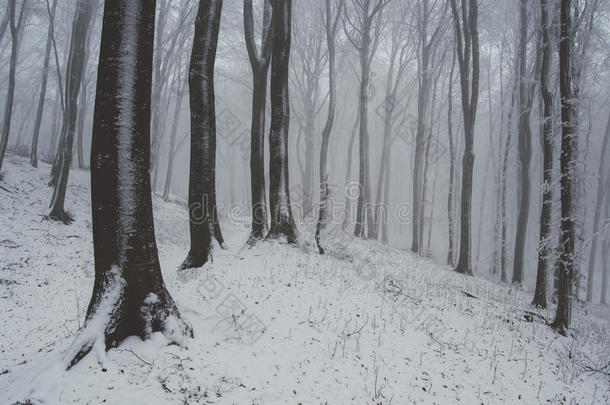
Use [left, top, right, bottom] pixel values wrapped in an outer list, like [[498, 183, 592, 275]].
[[67, 0, 191, 369], [552, 0, 577, 335], [533, 0, 554, 308], [48, 0, 95, 223], [244, 0, 273, 243], [450, 0, 479, 276], [267, 0, 298, 243], [182, 0, 224, 269]]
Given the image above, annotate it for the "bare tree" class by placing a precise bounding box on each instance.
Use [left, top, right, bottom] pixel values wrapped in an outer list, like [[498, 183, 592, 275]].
[[343, 0, 391, 238], [411, 0, 446, 253], [552, 0, 577, 335], [532, 0, 555, 308], [267, 0, 299, 243], [450, 0, 479, 276], [30, 0, 58, 168], [244, 0, 273, 242], [0, 0, 28, 174], [48, 0, 96, 223], [315, 0, 344, 253], [182, 0, 224, 269], [66, 0, 191, 368]]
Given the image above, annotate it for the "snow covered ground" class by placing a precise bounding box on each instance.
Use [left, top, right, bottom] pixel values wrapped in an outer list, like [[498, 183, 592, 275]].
[[0, 155, 609, 404]]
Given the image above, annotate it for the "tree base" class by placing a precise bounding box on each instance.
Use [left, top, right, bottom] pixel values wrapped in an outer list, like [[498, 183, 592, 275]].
[[65, 269, 192, 369], [179, 251, 209, 270], [454, 264, 473, 276], [531, 296, 547, 309], [46, 210, 74, 225], [266, 223, 298, 245]]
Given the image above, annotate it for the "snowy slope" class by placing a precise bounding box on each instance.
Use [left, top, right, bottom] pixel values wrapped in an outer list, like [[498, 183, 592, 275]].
[[0, 155, 609, 404]]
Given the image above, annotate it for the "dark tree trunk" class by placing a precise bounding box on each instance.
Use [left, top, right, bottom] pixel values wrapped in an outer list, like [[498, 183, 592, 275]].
[[267, 0, 298, 243], [182, 0, 224, 270], [450, 0, 479, 276], [30, 0, 58, 168], [0, 0, 27, 174], [66, 0, 191, 369], [48, 0, 95, 224], [75, 78, 88, 169], [244, 0, 273, 243], [533, 0, 554, 308], [315, 0, 341, 254], [552, 0, 577, 335]]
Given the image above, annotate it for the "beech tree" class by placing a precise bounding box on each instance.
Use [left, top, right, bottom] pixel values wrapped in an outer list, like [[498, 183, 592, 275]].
[[0, 0, 28, 174], [66, 0, 191, 368], [48, 0, 96, 223], [182, 0, 224, 269], [267, 0, 298, 242], [552, 0, 577, 334], [450, 0, 479, 276], [344, 0, 391, 238], [315, 0, 344, 254], [244, 0, 273, 243]]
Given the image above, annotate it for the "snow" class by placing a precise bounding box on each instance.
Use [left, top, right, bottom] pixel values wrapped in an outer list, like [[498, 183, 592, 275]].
[[0, 155, 609, 404]]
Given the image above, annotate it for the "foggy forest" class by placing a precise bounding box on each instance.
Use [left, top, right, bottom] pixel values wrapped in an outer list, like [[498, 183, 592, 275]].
[[0, 0, 609, 403]]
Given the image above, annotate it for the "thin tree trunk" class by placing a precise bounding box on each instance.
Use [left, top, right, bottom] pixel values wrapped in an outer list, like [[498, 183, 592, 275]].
[[447, 50, 456, 266], [585, 112, 610, 302], [182, 0, 224, 269], [315, 0, 342, 254], [67, 0, 191, 368], [0, 0, 27, 174], [48, 0, 95, 223], [162, 74, 185, 202], [30, 0, 58, 168]]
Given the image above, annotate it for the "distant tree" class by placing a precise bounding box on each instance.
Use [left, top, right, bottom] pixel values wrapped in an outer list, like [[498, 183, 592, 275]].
[[66, 0, 191, 368], [0, 0, 28, 174], [343, 0, 391, 238], [315, 0, 344, 254], [30, 0, 58, 168], [552, 0, 577, 334], [244, 0, 273, 243], [585, 112, 610, 302], [48, 0, 96, 223], [182, 0, 224, 269], [267, 0, 299, 242], [449, 0, 479, 276]]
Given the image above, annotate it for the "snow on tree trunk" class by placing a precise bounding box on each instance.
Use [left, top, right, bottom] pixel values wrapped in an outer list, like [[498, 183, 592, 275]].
[[552, 0, 577, 335], [182, 0, 225, 270], [267, 0, 298, 243], [67, 0, 191, 368]]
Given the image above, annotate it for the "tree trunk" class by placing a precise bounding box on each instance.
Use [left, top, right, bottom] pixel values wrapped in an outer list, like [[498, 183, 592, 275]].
[[30, 0, 58, 168], [162, 74, 186, 202], [585, 112, 610, 302], [244, 0, 273, 243], [0, 0, 27, 174], [66, 0, 191, 369], [512, 0, 534, 285], [48, 0, 95, 223], [182, 0, 224, 270], [267, 0, 298, 243], [447, 51, 456, 266], [552, 0, 577, 335], [315, 0, 340, 254], [533, 0, 554, 308], [450, 0, 479, 276]]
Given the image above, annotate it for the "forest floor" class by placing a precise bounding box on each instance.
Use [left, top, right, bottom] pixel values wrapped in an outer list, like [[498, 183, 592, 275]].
[[0, 155, 609, 404]]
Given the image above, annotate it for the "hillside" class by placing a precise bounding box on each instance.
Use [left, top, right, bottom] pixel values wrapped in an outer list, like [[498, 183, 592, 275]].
[[0, 155, 609, 404]]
